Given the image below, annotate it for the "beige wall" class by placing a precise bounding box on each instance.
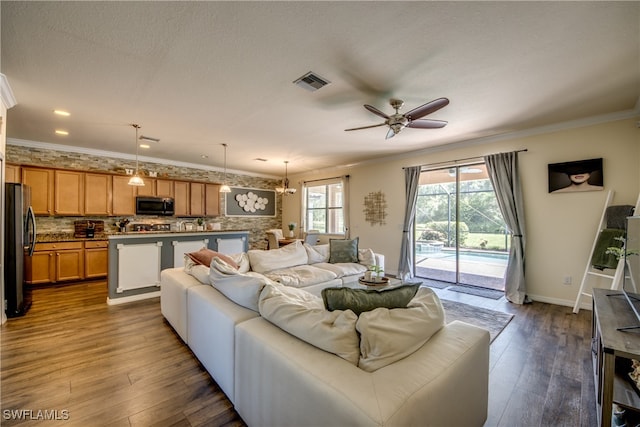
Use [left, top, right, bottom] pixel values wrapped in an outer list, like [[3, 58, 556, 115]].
[[286, 117, 640, 307]]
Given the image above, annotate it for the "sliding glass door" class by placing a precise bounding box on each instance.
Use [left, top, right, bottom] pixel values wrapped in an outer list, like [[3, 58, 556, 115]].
[[414, 163, 508, 290]]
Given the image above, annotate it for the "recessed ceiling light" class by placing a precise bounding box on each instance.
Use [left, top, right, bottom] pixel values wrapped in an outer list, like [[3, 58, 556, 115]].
[[201, 155, 209, 159], [55, 130, 69, 135], [139, 144, 150, 149], [54, 110, 70, 116]]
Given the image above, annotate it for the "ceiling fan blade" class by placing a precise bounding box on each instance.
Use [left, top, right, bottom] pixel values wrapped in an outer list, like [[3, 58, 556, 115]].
[[406, 119, 448, 129], [364, 104, 390, 119], [344, 122, 387, 131], [385, 127, 396, 140], [404, 98, 450, 120]]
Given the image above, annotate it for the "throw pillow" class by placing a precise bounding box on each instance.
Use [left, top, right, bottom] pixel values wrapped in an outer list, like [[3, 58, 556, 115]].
[[259, 284, 360, 365], [328, 238, 359, 263], [321, 284, 420, 316], [357, 287, 445, 372], [304, 243, 330, 264], [186, 247, 239, 270]]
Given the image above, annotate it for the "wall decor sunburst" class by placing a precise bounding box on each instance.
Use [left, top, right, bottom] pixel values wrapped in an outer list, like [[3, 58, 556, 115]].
[[363, 191, 387, 226]]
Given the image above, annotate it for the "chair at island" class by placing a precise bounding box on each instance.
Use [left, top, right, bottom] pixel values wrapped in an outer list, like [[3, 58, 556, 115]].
[[266, 229, 284, 250]]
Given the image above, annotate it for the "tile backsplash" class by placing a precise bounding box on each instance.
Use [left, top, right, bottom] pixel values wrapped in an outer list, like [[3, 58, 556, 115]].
[[8, 143, 283, 249]]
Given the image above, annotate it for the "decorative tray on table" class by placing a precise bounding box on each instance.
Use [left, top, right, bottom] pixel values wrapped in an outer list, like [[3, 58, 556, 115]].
[[358, 276, 390, 286]]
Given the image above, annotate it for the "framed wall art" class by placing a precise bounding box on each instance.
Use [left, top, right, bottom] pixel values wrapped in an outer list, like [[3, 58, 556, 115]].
[[548, 158, 603, 193], [225, 187, 276, 217]]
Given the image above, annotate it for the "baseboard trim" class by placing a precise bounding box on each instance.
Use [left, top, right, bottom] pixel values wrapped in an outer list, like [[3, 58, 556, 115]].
[[528, 293, 592, 311], [107, 291, 161, 305]]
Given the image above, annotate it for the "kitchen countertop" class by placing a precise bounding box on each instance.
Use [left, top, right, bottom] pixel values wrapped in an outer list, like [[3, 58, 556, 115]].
[[36, 230, 249, 243]]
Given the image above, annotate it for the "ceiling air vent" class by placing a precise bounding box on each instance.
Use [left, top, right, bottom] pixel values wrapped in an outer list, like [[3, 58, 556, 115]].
[[293, 72, 331, 92]]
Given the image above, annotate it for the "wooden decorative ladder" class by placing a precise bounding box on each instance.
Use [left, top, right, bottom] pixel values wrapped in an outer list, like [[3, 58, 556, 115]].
[[572, 191, 640, 313]]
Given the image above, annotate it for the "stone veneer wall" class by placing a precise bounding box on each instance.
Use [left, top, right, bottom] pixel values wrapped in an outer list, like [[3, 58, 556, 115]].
[[6, 144, 283, 250]]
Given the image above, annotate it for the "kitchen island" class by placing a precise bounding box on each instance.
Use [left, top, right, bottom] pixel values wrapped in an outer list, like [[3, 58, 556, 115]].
[[107, 230, 249, 305]]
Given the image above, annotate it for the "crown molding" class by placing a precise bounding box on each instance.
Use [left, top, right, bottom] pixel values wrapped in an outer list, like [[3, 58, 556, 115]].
[[6, 138, 278, 179], [0, 74, 17, 109]]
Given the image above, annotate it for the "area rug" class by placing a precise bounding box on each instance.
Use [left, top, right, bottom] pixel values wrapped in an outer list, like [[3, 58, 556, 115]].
[[446, 283, 505, 300], [441, 299, 514, 343]]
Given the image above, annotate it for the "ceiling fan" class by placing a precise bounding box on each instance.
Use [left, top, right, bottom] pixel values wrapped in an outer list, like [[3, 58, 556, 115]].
[[345, 97, 449, 139]]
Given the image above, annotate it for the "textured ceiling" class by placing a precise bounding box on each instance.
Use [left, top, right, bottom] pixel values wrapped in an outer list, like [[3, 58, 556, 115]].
[[2, 1, 639, 177]]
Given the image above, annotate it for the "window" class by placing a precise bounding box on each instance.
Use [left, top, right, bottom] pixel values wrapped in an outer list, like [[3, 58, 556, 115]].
[[303, 177, 347, 234]]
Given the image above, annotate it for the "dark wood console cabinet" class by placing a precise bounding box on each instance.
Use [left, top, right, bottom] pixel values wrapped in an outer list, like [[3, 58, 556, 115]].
[[592, 288, 640, 426]]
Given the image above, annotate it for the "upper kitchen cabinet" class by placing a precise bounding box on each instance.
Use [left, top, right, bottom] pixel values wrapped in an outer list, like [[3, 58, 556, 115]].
[[135, 178, 156, 197], [22, 167, 54, 215], [112, 175, 136, 216], [156, 179, 174, 198], [190, 182, 206, 217], [55, 170, 84, 216], [85, 172, 112, 216], [5, 164, 20, 183], [205, 184, 221, 216], [174, 180, 190, 216]]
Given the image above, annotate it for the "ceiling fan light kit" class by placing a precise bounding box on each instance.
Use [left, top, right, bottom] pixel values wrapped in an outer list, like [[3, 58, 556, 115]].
[[127, 123, 145, 187], [275, 161, 296, 195], [345, 97, 449, 139]]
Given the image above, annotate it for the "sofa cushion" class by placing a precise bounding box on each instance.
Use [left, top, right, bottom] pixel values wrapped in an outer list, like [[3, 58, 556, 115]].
[[209, 257, 275, 312], [321, 284, 420, 316], [304, 243, 330, 264], [228, 252, 251, 273], [184, 256, 211, 284], [248, 240, 308, 273], [186, 247, 239, 270], [264, 264, 338, 288], [259, 284, 360, 365], [357, 287, 445, 372], [313, 262, 367, 278], [329, 238, 359, 263], [358, 248, 376, 267]]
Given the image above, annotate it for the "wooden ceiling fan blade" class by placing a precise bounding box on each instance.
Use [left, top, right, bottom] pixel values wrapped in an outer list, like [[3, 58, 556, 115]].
[[407, 119, 448, 129], [344, 122, 387, 131], [364, 104, 390, 119], [404, 98, 450, 120]]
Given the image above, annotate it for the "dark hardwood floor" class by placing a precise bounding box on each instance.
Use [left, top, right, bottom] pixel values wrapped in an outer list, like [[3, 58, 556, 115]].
[[1, 281, 597, 426]]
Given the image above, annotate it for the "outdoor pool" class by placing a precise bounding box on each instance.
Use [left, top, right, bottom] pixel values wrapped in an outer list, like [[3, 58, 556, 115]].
[[416, 248, 508, 265]]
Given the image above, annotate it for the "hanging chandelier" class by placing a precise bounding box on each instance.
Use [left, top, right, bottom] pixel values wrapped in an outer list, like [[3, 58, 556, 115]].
[[275, 160, 296, 195], [220, 143, 231, 193], [127, 124, 145, 186]]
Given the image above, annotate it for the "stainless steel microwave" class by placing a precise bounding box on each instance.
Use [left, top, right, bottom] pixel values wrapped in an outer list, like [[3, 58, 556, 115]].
[[135, 196, 175, 216]]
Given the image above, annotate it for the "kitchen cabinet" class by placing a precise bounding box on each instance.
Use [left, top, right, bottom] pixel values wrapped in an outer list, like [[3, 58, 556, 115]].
[[156, 179, 174, 198], [112, 175, 136, 216], [174, 180, 190, 216], [85, 173, 112, 216], [5, 164, 20, 183], [25, 241, 84, 284], [54, 170, 84, 215], [22, 167, 54, 215], [136, 178, 156, 197], [84, 240, 108, 279], [190, 182, 206, 217], [205, 184, 221, 216]]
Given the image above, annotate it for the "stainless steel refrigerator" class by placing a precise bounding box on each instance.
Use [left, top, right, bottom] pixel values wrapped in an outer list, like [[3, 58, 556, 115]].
[[4, 183, 36, 317]]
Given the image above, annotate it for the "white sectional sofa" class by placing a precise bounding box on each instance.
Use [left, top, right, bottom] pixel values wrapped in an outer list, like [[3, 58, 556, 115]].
[[160, 241, 490, 426]]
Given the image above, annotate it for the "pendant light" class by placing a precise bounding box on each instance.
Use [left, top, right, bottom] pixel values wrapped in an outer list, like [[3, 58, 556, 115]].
[[219, 143, 231, 193], [275, 161, 296, 195], [127, 124, 145, 186]]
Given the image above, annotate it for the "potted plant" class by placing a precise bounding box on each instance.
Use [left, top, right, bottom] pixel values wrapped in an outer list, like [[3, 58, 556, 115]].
[[288, 222, 296, 238], [196, 218, 205, 231]]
